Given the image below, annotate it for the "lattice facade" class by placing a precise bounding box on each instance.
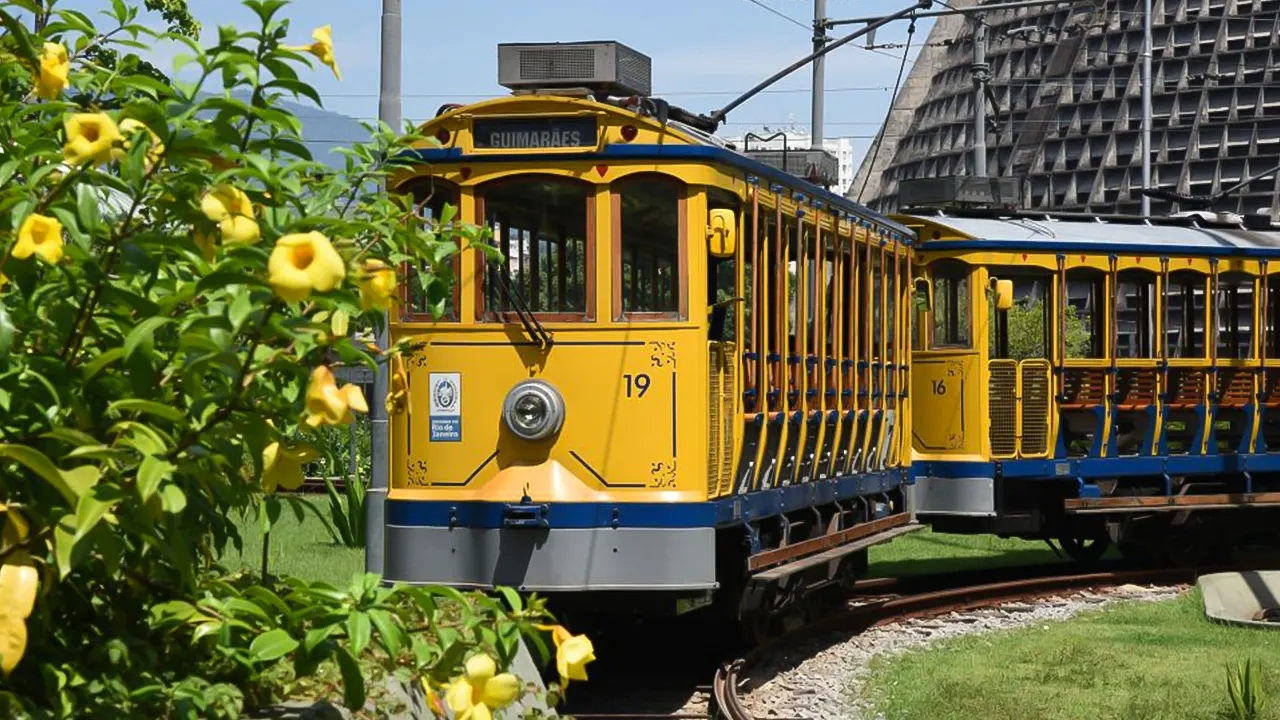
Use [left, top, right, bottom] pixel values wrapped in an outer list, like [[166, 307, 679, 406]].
[[856, 0, 1280, 216]]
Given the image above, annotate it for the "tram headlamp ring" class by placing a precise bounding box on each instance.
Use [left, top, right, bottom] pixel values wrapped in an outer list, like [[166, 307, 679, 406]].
[[501, 380, 565, 441]]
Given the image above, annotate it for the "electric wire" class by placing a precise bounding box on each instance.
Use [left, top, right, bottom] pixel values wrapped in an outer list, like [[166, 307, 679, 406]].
[[858, 18, 916, 202]]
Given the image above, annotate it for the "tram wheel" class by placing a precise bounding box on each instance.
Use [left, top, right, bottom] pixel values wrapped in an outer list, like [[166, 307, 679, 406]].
[[1059, 534, 1111, 564]]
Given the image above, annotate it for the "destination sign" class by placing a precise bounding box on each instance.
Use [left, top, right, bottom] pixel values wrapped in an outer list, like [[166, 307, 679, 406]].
[[472, 117, 597, 150]]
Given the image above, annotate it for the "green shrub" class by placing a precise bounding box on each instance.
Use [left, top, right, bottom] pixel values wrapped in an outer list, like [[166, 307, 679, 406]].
[[0, 1, 584, 717]]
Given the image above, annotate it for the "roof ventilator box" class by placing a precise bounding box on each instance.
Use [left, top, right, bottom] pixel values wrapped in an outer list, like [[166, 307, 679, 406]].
[[900, 175, 1021, 209], [498, 41, 652, 98]]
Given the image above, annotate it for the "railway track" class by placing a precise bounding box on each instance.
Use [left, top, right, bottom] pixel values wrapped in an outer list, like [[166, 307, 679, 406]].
[[707, 563, 1239, 720]]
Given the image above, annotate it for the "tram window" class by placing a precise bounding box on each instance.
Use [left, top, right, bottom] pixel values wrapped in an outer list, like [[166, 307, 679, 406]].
[[930, 261, 971, 350], [872, 252, 883, 357], [806, 229, 817, 356], [1115, 271, 1156, 358], [765, 214, 781, 358], [479, 176, 590, 318], [400, 177, 460, 320], [1166, 272, 1206, 358], [742, 201, 756, 350], [989, 273, 1051, 360], [615, 174, 685, 318], [786, 219, 799, 354], [1217, 272, 1255, 360], [886, 255, 898, 362], [1065, 272, 1105, 359], [824, 240, 836, 356], [843, 248, 856, 359]]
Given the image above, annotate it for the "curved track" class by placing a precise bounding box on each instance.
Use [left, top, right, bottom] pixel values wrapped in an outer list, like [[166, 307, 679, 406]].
[[710, 564, 1215, 720]]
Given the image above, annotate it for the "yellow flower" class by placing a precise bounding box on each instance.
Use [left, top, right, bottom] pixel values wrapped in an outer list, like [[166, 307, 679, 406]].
[[34, 42, 69, 100], [200, 185, 260, 245], [445, 654, 520, 720], [303, 366, 367, 427], [12, 213, 64, 264], [268, 231, 346, 302], [63, 113, 122, 167], [356, 259, 398, 311], [118, 118, 164, 169], [261, 442, 317, 494], [288, 25, 341, 80], [538, 624, 596, 686], [0, 533, 37, 676]]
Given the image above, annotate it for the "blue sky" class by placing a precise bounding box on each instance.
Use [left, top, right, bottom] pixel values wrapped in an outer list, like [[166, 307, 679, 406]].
[[81, 0, 936, 168]]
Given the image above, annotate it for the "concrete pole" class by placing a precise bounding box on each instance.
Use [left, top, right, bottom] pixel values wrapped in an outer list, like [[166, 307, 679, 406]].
[[811, 0, 827, 150], [972, 19, 988, 176], [367, 0, 401, 575], [1140, 0, 1153, 216]]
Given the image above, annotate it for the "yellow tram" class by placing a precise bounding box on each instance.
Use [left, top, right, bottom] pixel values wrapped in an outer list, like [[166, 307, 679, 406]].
[[902, 208, 1280, 563], [381, 42, 916, 627]]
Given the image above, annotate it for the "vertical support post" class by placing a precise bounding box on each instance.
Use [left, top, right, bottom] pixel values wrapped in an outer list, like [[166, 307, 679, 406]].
[[971, 18, 988, 177], [811, 0, 827, 150], [367, 0, 401, 576], [1140, 0, 1153, 216]]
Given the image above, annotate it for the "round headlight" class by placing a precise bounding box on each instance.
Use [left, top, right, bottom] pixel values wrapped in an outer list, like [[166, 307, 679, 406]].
[[502, 380, 565, 441]]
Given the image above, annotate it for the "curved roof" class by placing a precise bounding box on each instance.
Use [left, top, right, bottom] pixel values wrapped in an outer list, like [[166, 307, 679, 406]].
[[398, 96, 913, 237], [900, 210, 1280, 258]]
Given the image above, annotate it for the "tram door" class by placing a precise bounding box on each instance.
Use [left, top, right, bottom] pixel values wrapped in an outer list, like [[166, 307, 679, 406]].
[[911, 259, 983, 458]]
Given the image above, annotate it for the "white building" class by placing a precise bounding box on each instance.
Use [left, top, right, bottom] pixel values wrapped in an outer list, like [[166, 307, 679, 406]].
[[722, 122, 856, 196]]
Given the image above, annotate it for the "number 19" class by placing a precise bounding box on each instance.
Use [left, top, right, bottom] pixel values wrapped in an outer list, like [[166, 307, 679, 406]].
[[624, 373, 651, 398]]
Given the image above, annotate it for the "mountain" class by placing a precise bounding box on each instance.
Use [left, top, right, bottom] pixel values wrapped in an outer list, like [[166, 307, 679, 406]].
[[212, 91, 372, 170]]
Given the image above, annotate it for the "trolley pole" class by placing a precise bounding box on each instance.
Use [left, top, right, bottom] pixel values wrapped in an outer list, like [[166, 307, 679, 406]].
[[971, 18, 988, 177], [811, 0, 827, 150], [1140, 0, 1153, 215], [367, 0, 401, 576]]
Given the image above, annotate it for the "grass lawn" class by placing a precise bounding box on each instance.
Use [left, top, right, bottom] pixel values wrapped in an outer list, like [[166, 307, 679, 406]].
[[866, 527, 1102, 577], [221, 494, 364, 586], [864, 588, 1280, 720]]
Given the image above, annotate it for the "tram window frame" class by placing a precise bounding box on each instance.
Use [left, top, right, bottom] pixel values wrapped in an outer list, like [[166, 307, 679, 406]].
[[613, 172, 689, 321], [988, 270, 1052, 360], [928, 260, 972, 350], [1065, 270, 1106, 359], [396, 176, 462, 322], [1166, 271, 1207, 359], [1115, 270, 1157, 359], [707, 188, 741, 340], [1216, 271, 1256, 360], [475, 174, 595, 322]]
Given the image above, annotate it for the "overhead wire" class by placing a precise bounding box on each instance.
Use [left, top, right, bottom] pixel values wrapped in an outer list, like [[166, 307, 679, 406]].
[[857, 16, 916, 202]]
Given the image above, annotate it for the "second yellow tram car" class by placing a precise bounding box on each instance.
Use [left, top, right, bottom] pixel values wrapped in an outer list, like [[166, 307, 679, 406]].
[[902, 208, 1280, 563], [381, 42, 918, 630]]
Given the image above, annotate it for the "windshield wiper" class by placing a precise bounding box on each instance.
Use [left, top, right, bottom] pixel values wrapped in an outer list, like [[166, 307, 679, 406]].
[[493, 270, 553, 350]]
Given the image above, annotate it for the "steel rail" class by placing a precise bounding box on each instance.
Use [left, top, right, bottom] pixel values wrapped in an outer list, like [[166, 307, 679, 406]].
[[711, 564, 1239, 720]]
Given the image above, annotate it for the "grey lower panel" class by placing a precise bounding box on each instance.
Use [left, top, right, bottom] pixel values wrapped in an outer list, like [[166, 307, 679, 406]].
[[384, 525, 717, 591], [912, 476, 996, 516]]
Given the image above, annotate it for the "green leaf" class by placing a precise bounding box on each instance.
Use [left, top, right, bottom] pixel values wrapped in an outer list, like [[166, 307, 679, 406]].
[[73, 486, 114, 542], [367, 609, 402, 657], [53, 514, 78, 579], [0, 8, 38, 70], [82, 348, 124, 382], [75, 184, 101, 234], [124, 317, 172, 361], [229, 291, 253, 331], [150, 600, 198, 625], [0, 303, 13, 358], [496, 587, 523, 613], [303, 624, 336, 654], [192, 621, 222, 643], [137, 455, 174, 502], [108, 399, 185, 423], [160, 484, 187, 514], [249, 629, 299, 663], [0, 444, 80, 504], [331, 310, 349, 338], [346, 612, 371, 655], [335, 646, 365, 711], [430, 640, 470, 683]]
